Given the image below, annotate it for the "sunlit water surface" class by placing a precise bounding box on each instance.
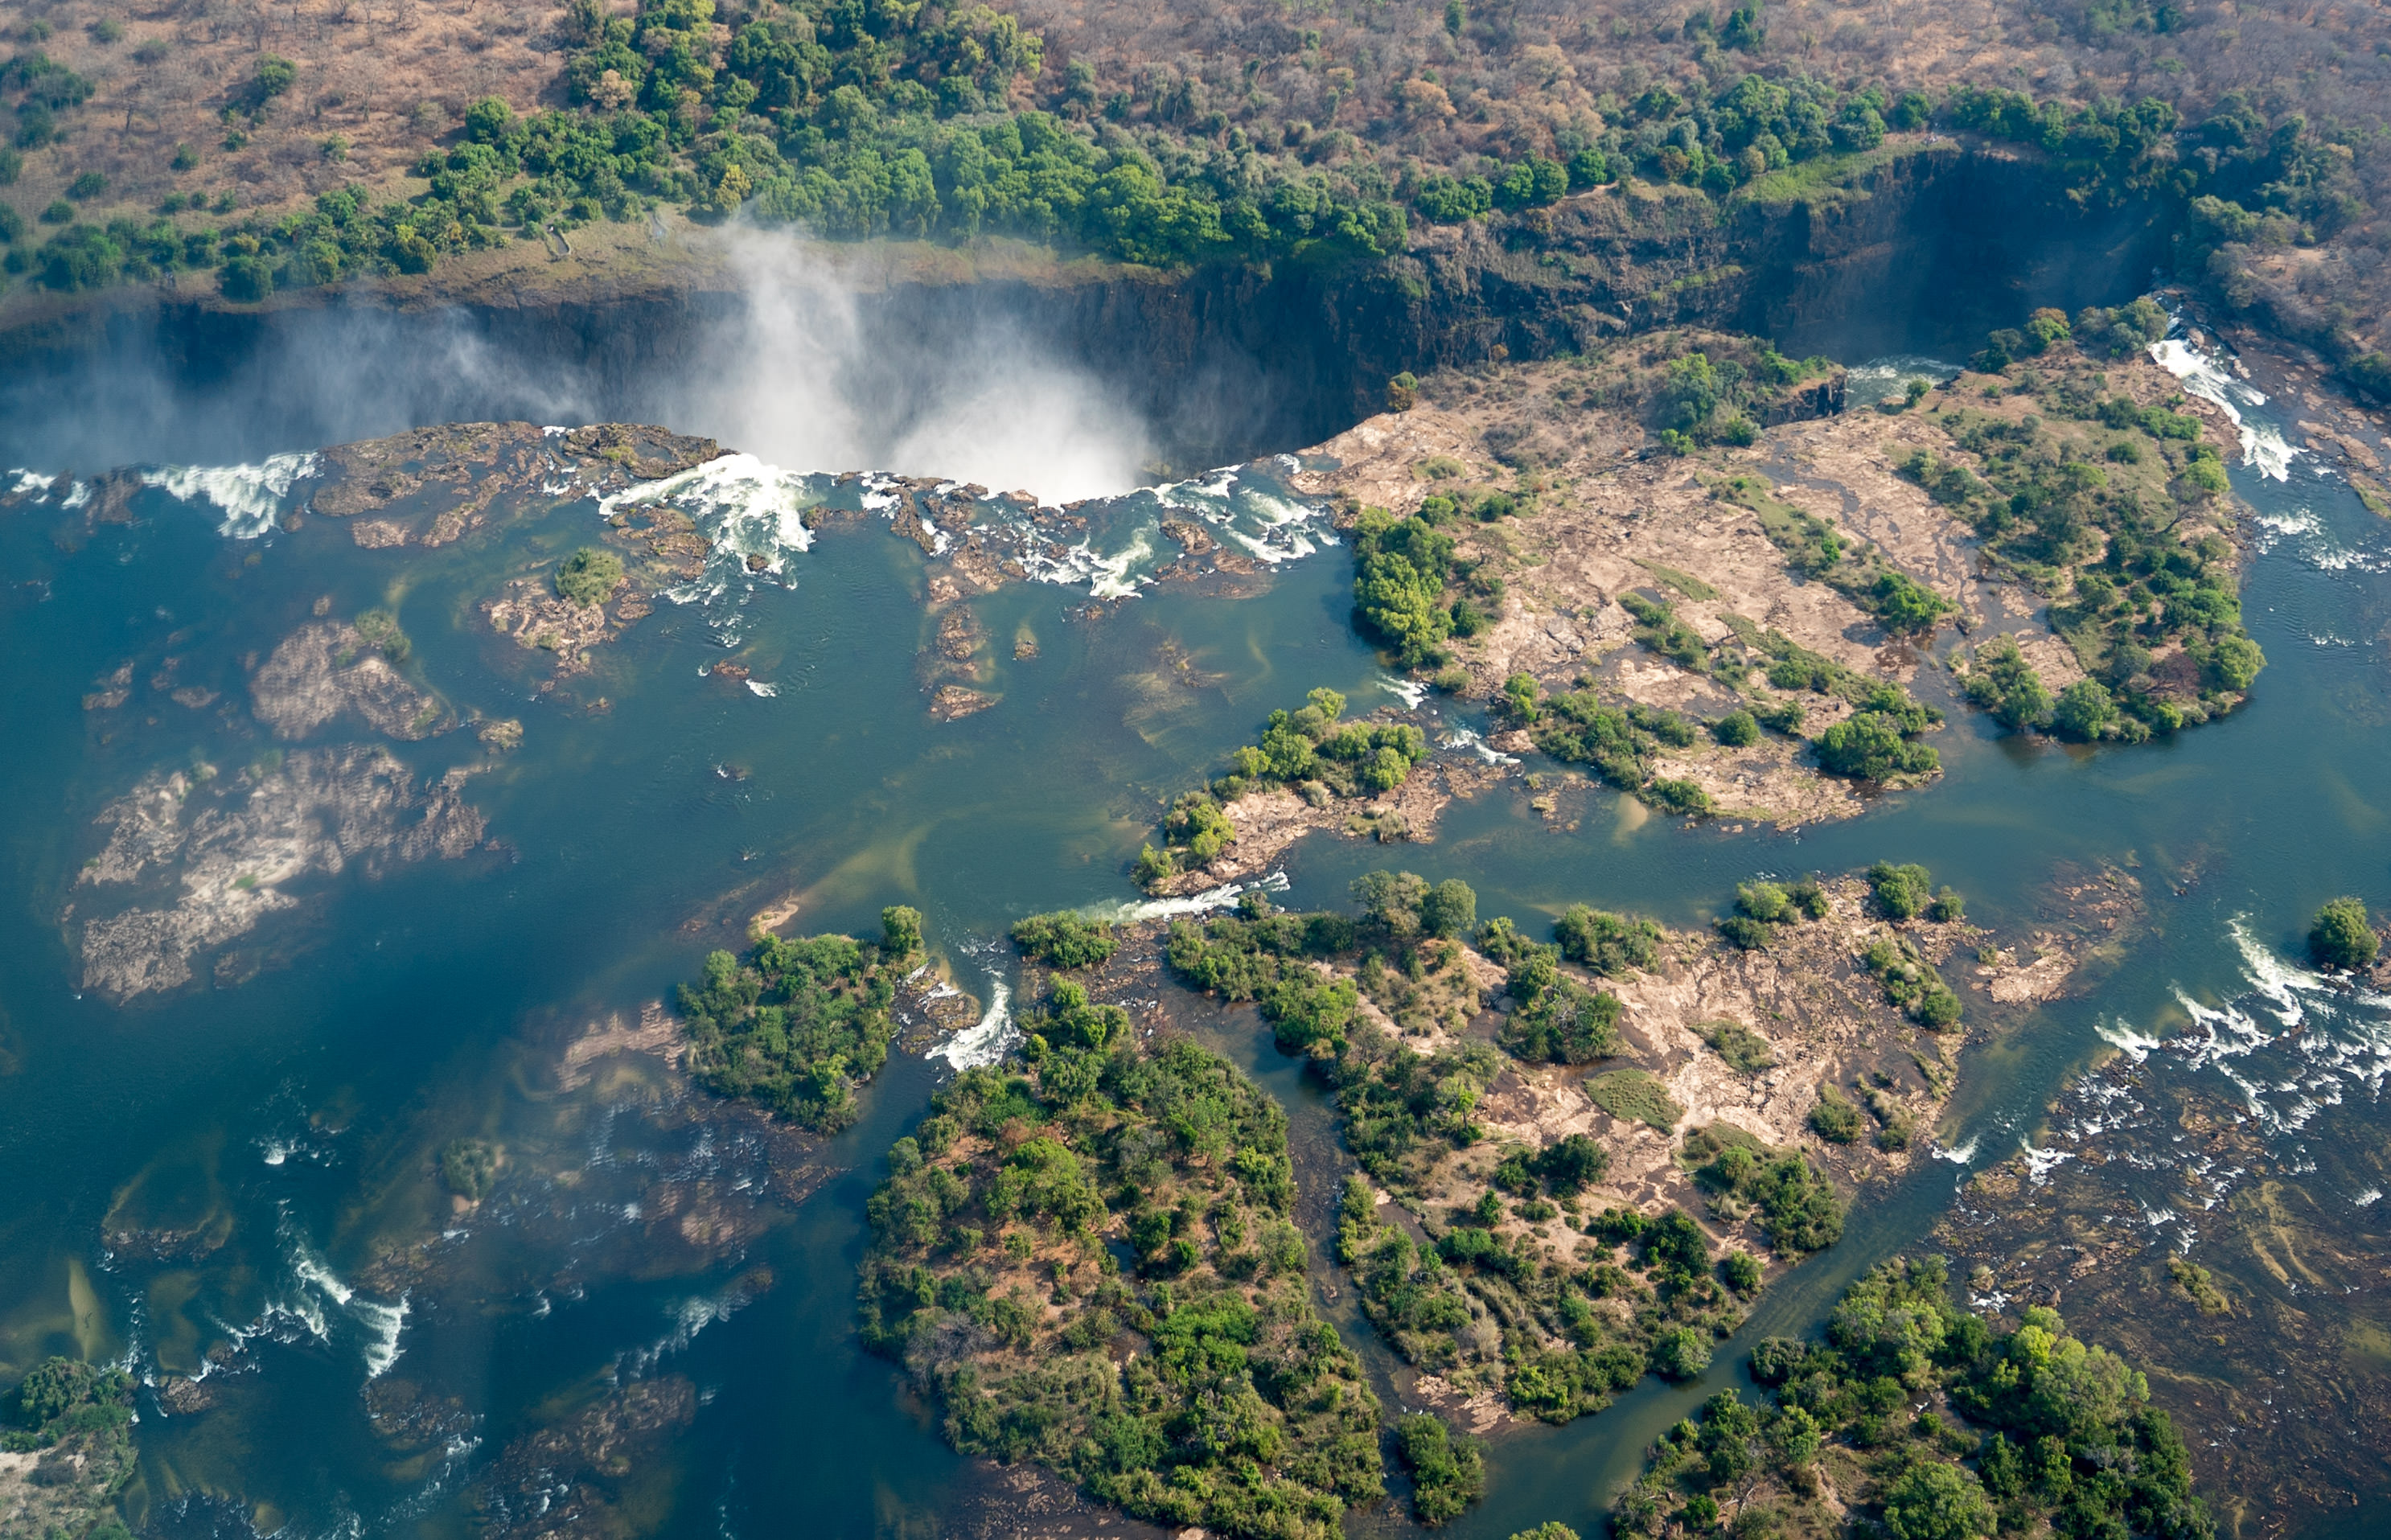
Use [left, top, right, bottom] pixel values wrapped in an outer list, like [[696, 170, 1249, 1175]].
[[1, 340, 2386, 1537]]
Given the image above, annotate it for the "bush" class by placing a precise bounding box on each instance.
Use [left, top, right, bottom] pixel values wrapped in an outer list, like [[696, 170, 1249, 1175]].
[[217, 253, 273, 302], [1534, 1133, 1609, 1193], [2308, 897, 2378, 971], [438, 1136, 498, 1200], [39, 200, 72, 224], [255, 54, 298, 101], [1809, 1090, 1863, 1143], [1712, 708, 1760, 746], [1869, 571, 1954, 636], [1010, 911, 1118, 969], [1649, 1325, 1712, 1379], [66, 170, 106, 201], [1420, 879, 1477, 939], [2050, 679, 2118, 741], [1867, 862, 1933, 920], [556, 546, 625, 605], [1962, 637, 2052, 730], [1397, 1413, 1485, 1524], [1880, 1461, 1996, 1540], [1553, 906, 1660, 975], [1502, 979, 1623, 1064], [1815, 713, 1939, 781]]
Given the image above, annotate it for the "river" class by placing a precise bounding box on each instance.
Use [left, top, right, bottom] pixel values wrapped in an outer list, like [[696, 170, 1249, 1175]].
[[0, 325, 2383, 1538]]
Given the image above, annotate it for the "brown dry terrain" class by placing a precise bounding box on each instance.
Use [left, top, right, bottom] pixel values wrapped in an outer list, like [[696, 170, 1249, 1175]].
[[2, 0, 566, 234], [7, 0, 2391, 390], [1072, 856, 2130, 1435], [1294, 331, 2249, 824]]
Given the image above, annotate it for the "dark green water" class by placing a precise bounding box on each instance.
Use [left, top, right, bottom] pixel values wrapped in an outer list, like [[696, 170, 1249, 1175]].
[[1, 340, 2385, 1537]]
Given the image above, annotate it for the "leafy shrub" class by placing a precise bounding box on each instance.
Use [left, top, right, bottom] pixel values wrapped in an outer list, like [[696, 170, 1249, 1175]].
[[1867, 861, 1933, 919], [1712, 708, 1760, 746], [556, 546, 625, 605], [2308, 897, 2378, 971], [1501, 978, 1622, 1064], [1553, 906, 1661, 975], [1649, 1324, 1712, 1379], [2050, 678, 2118, 741], [1397, 1413, 1485, 1524], [438, 1136, 498, 1200], [1961, 637, 2052, 729], [1809, 1090, 1864, 1143], [1010, 911, 1118, 969], [1815, 713, 1940, 781]]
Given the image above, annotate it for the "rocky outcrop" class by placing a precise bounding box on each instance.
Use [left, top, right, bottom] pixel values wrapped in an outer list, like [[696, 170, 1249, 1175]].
[[0, 145, 2178, 478], [72, 749, 486, 1001], [251, 622, 450, 741]]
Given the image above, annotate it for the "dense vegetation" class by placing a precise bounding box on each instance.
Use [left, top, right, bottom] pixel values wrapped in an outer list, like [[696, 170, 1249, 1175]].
[[555, 546, 626, 606], [9, 0, 2391, 416], [856, 1023, 1384, 1540], [0, 1357, 137, 1539], [1352, 507, 1469, 667], [1136, 688, 1428, 889], [1614, 1256, 2212, 1540], [1501, 671, 1715, 815], [1009, 909, 1119, 969], [1911, 320, 2266, 737], [674, 906, 922, 1130], [1165, 880, 1841, 1439], [2307, 896, 2379, 972], [1502, 583, 1945, 795]]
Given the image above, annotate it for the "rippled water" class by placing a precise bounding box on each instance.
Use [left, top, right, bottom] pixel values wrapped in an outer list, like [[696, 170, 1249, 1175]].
[[2, 323, 2388, 1536]]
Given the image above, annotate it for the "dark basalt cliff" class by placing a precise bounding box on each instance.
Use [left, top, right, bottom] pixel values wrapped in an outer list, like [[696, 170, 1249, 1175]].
[[0, 145, 2170, 473]]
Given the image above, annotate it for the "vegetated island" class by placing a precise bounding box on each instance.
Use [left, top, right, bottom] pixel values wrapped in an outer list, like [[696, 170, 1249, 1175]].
[[1610, 1256, 2213, 1540], [672, 903, 926, 1131], [1148, 852, 2144, 1488], [0, 1358, 138, 1540], [996, 852, 2136, 1517], [857, 988, 1387, 1540], [1131, 684, 1506, 899], [1294, 305, 2266, 827]]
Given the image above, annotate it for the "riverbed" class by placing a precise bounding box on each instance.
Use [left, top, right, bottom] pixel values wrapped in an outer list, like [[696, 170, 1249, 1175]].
[[0, 321, 2385, 1538]]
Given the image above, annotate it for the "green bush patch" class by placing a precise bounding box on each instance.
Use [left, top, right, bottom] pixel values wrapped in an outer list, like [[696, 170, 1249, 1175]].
[[859, 1029, 1384, 1540], [1585, 1070, 1683, 1130], [676, 906, 922, 1131]]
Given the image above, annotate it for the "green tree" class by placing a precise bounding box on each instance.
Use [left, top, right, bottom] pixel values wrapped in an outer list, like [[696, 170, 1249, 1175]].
[[881, 905, 924, 959], [2050, 679, 2118, 741], [1420, 879, 1477, 939], [1881, 1461, 1996, 1540], [2307, 897, 2378, 971], [555, 546, 624, 605], [1815, 713, 1938, 781]]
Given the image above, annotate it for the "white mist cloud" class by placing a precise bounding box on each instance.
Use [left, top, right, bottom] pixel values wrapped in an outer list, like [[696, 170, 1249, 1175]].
[[692, 230, 1155, 502], [2, 228, 1157, 501]]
